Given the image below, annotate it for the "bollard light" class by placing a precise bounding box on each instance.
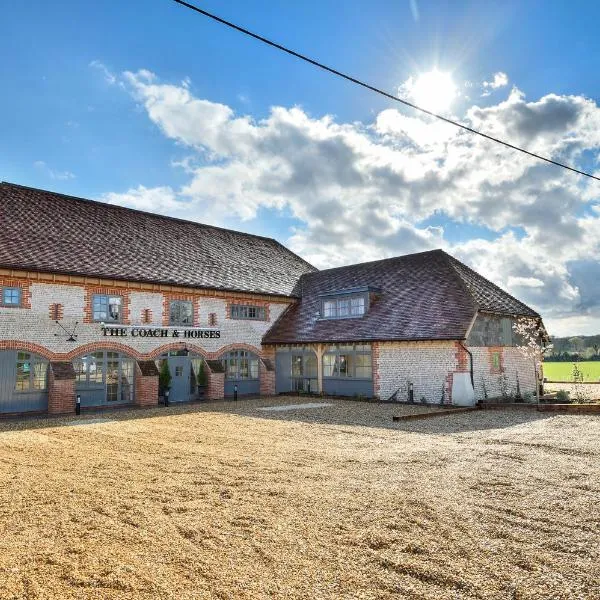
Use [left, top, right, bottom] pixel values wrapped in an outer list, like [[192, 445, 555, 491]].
[[408, 382, 414, 404], [234, 384, 238, 402], [164, 389, 170, 407], [76, 394, 81, 415]]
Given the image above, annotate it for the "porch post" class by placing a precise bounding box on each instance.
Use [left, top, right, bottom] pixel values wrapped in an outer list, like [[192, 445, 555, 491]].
[[315, 343, 324, 395]]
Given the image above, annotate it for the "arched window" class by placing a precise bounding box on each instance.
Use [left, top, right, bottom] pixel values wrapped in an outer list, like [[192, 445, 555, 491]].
[[222, 350, 259, 380]]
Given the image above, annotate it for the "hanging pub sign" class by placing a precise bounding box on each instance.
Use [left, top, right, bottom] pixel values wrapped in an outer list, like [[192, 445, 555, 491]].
[[101, 324, 221, 339]]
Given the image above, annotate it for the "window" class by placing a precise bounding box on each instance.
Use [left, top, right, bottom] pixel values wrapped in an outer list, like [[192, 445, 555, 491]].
[[323, 344, 372, 379], [222, 350, 259, 379], [2, 287, 21, 307], [491, 352, 501, 372], [169, 300, 193, 326], [321, 295, 366, 319], [15, 352, 48, 392], [230, 304, 266, 320], [73, 351, 134, 403], [92, 294, 122, 322]]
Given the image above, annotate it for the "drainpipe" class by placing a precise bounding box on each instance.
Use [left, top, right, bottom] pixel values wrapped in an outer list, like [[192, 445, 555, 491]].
[[458, 341, 474, 389]]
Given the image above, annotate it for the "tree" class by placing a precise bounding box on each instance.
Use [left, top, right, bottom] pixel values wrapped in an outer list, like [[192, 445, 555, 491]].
[[513, 317, 544, 404], [159, 360, 172, 395], [569, 336, 584, 354], [196, 360, 208, 387]]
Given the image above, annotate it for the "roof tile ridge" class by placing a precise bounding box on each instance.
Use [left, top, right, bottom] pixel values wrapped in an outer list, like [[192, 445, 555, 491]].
[[262, 301, 298, 344], [442, 250, 540, 317], [438, 250, 479, 315], [311, 248, 444, 275]]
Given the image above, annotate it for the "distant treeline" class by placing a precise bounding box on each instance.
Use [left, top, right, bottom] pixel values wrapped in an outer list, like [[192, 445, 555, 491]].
[[546, 334, 600, 362]]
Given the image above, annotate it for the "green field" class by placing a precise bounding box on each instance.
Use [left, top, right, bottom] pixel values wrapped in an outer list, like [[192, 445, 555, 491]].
[[544, 361, 600, 382]]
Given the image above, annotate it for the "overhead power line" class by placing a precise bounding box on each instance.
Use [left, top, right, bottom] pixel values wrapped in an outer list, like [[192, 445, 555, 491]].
[[172, 0, 599, 182]]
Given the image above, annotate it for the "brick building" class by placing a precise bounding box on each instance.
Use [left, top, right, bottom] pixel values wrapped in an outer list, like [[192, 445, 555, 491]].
[[0, 182, 546, 415]]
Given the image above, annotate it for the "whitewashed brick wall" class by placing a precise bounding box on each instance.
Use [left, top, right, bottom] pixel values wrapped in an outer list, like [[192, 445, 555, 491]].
[[30, 283, 84, 318], [377, 341, 456, 404], [129, 292, 163, 326], [470, 347, 537, 400], [1, 282, 289, 357]]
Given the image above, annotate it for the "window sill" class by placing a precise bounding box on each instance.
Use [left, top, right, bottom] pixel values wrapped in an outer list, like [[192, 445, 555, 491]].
[[318, 314, 366, 321]]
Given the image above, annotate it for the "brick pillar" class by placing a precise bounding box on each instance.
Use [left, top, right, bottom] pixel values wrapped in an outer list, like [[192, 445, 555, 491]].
[[260, 348, 276, 396], [48, 362, 76, 414], [205, 360, 225, 400], [135, 361, 159, 407]]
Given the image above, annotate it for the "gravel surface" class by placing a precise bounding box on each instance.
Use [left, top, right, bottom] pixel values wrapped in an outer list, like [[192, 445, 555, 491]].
[[0, 397, 598, 599]]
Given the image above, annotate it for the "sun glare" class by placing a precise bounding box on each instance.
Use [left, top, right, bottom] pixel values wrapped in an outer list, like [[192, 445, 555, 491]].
[[411, 70, 456, 113]]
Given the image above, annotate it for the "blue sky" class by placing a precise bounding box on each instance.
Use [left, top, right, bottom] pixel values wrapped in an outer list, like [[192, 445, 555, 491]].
[[2, 0, 600, 336]]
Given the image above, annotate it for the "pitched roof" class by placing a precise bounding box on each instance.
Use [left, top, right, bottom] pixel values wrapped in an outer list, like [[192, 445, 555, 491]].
[[0, 182, 316, 297], [263, 249, 540, 344], [445, 253, 539, 317]]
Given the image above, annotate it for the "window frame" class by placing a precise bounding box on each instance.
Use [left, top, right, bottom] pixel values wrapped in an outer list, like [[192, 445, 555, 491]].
[[230, 304, 267, 321], [1, 286, 22, 308], [169, 299, 194, 326], [222, 350, 259, 380], [323, 344, 372, 380], [92, 294, 123, 323], [14, 352, 48, 393], [320, 293, 367, 320]]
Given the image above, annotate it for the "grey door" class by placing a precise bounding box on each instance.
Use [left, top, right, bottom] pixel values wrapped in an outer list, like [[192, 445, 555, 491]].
[[168, 356, 192, 403], [0, 350, 49, 413]]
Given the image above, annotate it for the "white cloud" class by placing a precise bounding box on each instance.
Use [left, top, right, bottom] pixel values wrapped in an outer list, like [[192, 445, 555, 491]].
[[507, 276, 545, 288], [34, 160, 76, 181], [89, 60, 117, 85], [103, 69, 600, 336], [483, 71, 509, 90]]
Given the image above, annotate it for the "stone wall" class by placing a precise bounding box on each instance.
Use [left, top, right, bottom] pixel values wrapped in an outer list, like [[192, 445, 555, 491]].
[[0, 275, 290, 360], [471, 347, 538, 400], [375, 340, 457, 404]]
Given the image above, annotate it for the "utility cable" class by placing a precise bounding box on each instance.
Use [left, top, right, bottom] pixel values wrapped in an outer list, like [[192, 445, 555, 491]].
[[172, 0, 599, 182]]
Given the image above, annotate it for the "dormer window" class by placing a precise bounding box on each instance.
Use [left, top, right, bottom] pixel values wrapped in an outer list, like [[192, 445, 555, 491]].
[[323, 296, 365, 318], [319, 286, 376, 320]]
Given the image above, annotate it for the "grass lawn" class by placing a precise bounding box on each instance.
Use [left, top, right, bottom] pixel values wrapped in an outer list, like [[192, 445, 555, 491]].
[[0, 397, 599, 599], [544, 360, 600, 382]]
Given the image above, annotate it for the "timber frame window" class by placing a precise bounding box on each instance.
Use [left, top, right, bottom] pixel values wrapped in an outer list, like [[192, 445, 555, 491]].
[[319, 287, 378, 320], [323, 344, 372, 379], [169, 300, 194, 326], [15, 352, 48, 392], [1, 286, 22, 307], [230, 304, 266, 321], [322, 295, 366, 319], [92, 294, 122, 323], [222, 350, 259, 379]]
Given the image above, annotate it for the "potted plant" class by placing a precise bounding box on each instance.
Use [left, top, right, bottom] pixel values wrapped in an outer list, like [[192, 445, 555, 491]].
[[159, 360, 172, 405]]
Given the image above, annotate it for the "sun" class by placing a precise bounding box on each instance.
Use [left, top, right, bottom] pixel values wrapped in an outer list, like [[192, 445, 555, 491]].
[[410, 70, 457, 113]]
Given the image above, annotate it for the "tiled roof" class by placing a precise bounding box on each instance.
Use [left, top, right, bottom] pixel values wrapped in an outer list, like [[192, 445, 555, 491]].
[[445, 254, 539, 318], [263, 249, 540, 344], [0, 183, 316, 297]]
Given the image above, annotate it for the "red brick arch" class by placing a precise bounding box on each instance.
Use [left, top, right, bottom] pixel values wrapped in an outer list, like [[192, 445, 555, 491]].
[[0, 340, 54, 360], [147, 342, 210, 360], [65, 342, 145, 360], [214, 343, 263, 359]]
